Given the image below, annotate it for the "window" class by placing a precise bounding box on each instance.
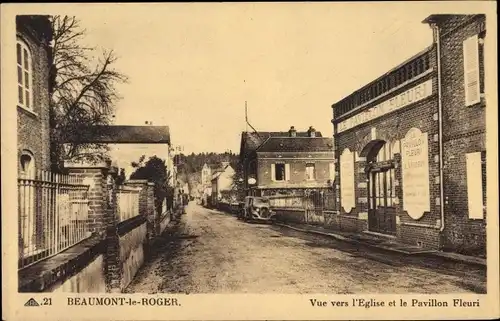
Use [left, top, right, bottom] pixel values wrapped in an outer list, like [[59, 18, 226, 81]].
[[305, 163, 315, 180], [272, 163, 289, 182], [466, 152, 484, 219], [369, 142, 397, 208], [463, 34, 481, 106], [20, 152, 35, 179], [17, 39, 33, 110]]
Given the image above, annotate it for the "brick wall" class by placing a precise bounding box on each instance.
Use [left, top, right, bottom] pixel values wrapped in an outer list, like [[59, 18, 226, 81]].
[[16, 21, 51, 172], [438, 15, 487, 256]]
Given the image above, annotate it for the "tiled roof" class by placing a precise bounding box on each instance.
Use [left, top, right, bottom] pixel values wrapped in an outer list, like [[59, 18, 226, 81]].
[[256, 137, 333, 153], [240, 131, 323, 157], [72, 125, 170, 144]]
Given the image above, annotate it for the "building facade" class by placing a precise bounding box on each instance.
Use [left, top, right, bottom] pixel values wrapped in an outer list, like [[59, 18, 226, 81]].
[[16, 15, 53, 177], [240, 126, 334, 197], [210, 162, 235, 205], [331, 14, 487, 256]]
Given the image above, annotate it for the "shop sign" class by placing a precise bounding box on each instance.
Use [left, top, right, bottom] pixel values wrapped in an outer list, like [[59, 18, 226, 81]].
[[401, 128, 430, 219], [340, 148, 355, 213], [338, 79, 433, 133]]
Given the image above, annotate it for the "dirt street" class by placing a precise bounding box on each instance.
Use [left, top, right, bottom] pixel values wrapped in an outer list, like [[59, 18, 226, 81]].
[[125, 203, 486, 294]]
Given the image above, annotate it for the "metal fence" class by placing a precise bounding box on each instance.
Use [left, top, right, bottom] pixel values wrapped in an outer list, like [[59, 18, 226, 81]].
[[18, 171, 90, 269], [267, 190, 336, 212], [268, 195, 305, 209], [116, 186, 141, 222]]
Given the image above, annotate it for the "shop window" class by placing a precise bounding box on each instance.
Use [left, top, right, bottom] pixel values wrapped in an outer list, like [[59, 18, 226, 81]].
[[369, 142, 397, 208], [463, 34, 481, 106]]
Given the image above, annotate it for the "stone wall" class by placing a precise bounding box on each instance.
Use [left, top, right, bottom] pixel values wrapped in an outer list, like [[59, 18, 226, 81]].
[[52, 255, 106, 293], [119, 222, 148, 290]]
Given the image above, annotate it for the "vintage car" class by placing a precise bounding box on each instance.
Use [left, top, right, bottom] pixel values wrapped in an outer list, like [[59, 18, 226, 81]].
[[239, 196, 275, 222]]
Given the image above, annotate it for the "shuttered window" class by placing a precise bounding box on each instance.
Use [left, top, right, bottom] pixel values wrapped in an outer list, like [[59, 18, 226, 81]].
[[285, 164, 290, 181], [329, 162, 335, 181], [466, 152, 484, 219], [272, 163, 290, 181], [463, 34, 481, 106]]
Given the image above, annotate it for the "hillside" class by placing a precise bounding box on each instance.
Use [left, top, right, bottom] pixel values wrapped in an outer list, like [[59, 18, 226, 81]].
[[174, 151, 240, 196]]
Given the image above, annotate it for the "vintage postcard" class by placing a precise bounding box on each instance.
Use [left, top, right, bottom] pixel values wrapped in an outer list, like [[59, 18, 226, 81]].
[[1, 2, 498, 320]]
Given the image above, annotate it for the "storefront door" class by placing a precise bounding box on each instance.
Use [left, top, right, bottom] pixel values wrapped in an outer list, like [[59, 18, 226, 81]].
[[368, 167, 397, 235]]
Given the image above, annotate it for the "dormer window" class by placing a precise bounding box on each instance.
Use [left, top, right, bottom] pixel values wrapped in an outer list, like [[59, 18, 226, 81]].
[[16, 39, 34, 110]]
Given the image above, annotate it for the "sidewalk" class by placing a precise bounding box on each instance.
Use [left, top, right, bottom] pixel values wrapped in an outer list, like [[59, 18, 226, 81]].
[[274, 221, 486, 268]]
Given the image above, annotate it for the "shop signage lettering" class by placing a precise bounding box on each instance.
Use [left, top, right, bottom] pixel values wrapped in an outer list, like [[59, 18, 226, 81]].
[[340, 148, 355, 213], [401, 128, 430, 220], [338, 79, 433, 133]]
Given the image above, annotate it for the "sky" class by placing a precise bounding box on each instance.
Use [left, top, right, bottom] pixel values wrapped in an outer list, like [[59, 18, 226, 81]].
[[71, 3, 451, 154]]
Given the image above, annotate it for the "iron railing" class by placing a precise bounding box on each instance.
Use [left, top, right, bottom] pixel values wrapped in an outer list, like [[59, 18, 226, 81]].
[[18, 171, 90, 269], [116, 186, 141, 222]]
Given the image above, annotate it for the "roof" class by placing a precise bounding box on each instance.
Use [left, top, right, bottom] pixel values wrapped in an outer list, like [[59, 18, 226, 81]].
[[211, 164, 231, 181], [256, 137, 333, 153], [422, 14, 484, 24], [239, 130, 323, 159], [71, 125, 171, 144]]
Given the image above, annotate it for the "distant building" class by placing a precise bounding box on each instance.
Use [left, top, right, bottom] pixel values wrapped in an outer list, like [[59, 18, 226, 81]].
[[64, 125, 172, 183], [331, 14, 486, 256], [16, 15, 53, 177], [211, 162, 236, 205], [201, 163, 213, 187], [239, 126, 334, 197]]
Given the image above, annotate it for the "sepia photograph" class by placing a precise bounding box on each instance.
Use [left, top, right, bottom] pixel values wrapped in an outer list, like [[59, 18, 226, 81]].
[[1, 2, 498, 320]]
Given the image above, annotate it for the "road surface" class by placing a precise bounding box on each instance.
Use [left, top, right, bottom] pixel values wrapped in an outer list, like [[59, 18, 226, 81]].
[[125, 203, 486, 294]]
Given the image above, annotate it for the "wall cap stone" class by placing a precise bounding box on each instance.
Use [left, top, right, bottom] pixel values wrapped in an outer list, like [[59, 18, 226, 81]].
[[64, 160, 111, 169], [126, 179, 149, 185]]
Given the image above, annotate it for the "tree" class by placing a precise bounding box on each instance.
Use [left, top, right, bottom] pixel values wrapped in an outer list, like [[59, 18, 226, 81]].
[[49, 15, 128, 170], [230, 162, 246, 201], [130, 156, 173, 213], [115, 168, 126, 186]]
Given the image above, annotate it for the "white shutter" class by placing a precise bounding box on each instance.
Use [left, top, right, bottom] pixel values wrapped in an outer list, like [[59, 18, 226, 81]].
[[271, 164, 276, 181], [466, 152, 483, 219], [463, 35, 480, 106], [329, 162, 335, 181], [285, 164, 291, 181]]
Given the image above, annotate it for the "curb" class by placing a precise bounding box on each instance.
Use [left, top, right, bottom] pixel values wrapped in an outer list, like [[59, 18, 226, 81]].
[[275, 222, 486, 268], [425, 251, 486, 268]]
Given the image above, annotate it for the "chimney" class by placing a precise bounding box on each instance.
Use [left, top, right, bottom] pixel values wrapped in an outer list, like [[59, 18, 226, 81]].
[[307, 126, 316, 137], [288, 126, 297, 137]]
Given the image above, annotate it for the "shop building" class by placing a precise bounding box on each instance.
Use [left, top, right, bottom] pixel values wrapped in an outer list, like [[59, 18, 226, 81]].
[[331, 14, 487, 256]]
